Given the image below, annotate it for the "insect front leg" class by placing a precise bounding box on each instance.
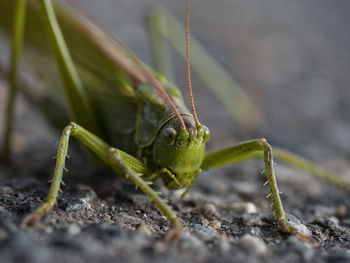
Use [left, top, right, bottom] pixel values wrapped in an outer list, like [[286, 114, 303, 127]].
[[20, 122, 108, 227], [200, 138, 302, 236], [20, 122, 182, 241]]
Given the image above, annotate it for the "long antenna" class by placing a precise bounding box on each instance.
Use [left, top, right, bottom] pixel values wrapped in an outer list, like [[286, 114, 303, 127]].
[[64, 0, 186, 130], [186, 0, 200, 126], [112, 37, 186, 129]]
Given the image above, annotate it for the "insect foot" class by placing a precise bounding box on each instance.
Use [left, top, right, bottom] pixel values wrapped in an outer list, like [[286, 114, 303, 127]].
[[278, 215, 317, 245], [20, 202, 54, 228], [164, 218, 183, 243]]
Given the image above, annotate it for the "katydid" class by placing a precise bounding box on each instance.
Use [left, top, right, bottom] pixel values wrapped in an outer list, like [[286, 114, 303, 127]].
[[0, 0, 348, 242]]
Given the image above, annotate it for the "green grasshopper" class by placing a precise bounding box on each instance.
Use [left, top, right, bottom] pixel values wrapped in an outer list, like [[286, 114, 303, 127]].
[[0, 0, 348, 241]]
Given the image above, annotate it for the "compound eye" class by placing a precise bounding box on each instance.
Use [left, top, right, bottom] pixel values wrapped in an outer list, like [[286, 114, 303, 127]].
[[202, 125, 211, 142], [164, 127, 177, 145]]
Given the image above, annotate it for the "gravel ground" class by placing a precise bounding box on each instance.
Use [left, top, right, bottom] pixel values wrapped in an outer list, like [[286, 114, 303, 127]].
[[1, 0, 350, 263]]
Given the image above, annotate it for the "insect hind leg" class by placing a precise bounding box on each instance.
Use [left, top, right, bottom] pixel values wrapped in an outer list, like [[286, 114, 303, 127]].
[[2, 0, 27, 161], [273, 147, 350, 190]]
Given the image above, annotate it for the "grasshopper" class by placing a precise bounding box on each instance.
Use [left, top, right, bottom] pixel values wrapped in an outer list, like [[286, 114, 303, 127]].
[[0, 0, 348, 241]]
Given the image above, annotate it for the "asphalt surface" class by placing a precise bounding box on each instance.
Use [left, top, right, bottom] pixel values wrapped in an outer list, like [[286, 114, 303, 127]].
[[1, 1, 350, 262]]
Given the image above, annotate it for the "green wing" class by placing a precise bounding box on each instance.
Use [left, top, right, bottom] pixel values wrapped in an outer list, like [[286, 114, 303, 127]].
[[0, 0, 186, 151], [135, 81, 190, 148]]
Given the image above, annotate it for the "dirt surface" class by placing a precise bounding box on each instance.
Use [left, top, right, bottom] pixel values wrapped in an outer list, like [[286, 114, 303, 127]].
[[1, 0, 350, 263]]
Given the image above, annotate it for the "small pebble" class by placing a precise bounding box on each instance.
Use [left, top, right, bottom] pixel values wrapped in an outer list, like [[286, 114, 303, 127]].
[[17, 193, 24, 199], [240, 234, 267, 255], [154, 241, 168, 253], [231, 202, 257, 214], [201, 203, 217, 216], [287, 236, 314, 261], [241, 214, 263, 226], [202, 218, 209, 227], [186, 224, 217, 240], [220, 233, 228, 239], [219, 238, 231, 252], [329, 216, 339, 225], [76, 189, 97, 202], [288, 221, 311, 237], [103, 214, 111, 221], [68, 224, 81, 235], [313, 229, 322, 235], [180, 232, 205, 252], [287, 236, 312, 249], [247, 227, 261, 236], [45, 226, 53, 234], [337, 205, 347, 217], [0, 186, 14, 194], [138, 224, 152, 237], [209, 220, 221, 230]]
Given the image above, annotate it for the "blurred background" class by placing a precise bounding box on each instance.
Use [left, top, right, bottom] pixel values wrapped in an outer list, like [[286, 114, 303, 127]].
[[1, 2, 350, 261], [76, 0, 350, 158], [1, 0, 350, 170]]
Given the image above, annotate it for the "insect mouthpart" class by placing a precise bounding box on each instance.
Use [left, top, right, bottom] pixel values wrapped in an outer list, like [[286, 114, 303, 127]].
[[165, 170, 198, 190]]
